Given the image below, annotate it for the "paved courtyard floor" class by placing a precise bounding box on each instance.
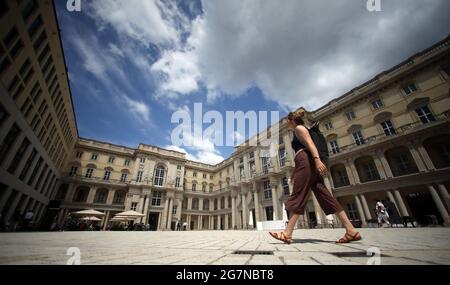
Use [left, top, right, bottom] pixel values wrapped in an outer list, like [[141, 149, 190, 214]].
[[0, 228, 449, 265]]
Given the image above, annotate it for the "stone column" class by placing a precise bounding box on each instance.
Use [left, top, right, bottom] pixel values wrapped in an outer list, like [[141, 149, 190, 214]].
[[270, 179, 281, 220], [86, 186, 97, 204], [393, 190, 409, 217], [167, 198, 174, 230], [348, 160, 360, 184], [231, 195, 237, 229], [386, 191, 399, 212], [360, 194, 372, 220], [161, 197, 169, 230], [102, 211, 110, 230], [187, 215, 191, 231], [378, 151, 394, 178], [437, 184, 450, 212], [417, 144, 435, 170], [217, 215, 221, 230], [354, 195, 367, 227], [224, 213, 229, 229], [345, 161, 356, 185], [428, 185, 450, 225], [241, 190, 249, 228], [176, 198, 182, 221], [253, 185, 262, 222], [142, 196, 150, 224], [373, 155, 387, 179], [408, 143, 427, 172], [197, 216, 202, 230]]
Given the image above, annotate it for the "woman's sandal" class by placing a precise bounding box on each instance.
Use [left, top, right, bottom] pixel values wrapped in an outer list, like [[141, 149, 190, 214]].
[[336, 232, 362, 243], [269, 232, 293, 244]]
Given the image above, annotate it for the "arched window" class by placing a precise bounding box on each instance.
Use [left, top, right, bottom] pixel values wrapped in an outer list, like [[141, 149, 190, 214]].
[[192, 198, 199, 210], [154, 165, 165, 186], [203, 199, 210, 211]]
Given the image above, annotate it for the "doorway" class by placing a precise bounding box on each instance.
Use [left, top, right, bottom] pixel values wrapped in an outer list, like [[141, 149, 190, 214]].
[[406, 192, 443, 225], [148, 212, 159, 231]]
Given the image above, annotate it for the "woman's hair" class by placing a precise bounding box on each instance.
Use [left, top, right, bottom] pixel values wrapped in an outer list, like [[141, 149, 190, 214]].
[[287, 108, 306, 125]]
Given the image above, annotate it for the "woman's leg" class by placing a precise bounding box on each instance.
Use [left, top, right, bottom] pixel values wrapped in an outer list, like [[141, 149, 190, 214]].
[[284, 213, 300, 237], [335, 210, 358, 236]]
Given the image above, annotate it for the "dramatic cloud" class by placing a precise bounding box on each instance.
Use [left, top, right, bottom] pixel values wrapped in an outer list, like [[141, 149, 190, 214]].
[[120, 94, 152, 125], [184, 0, 450, 109]]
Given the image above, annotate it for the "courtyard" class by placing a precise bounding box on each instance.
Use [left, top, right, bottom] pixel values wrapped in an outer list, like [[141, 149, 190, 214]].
[[0, 228, 449, 265]]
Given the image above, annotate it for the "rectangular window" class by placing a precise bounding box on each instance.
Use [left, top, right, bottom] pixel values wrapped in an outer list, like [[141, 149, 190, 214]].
[[263, 180, 272, 200], [85, 168, 94, 178], [403, 84, 418, 95], [7, 137, 30, 174], [371, 99, 383, 109], [91, 153, 98, 160], [192, 183, 196, 192], [415, 106, 436, 124], [175, 177, 181, 188], [346, 110, 356, 121], [124, 159, 130, 166], [202, 184, 206, 192], [172, 205, 177, 215], [177, 165, 181, 170], [27, 157, 42, 186], [239, 165, 244, 179], [19, 149, 36, 181], [352, 131, 365, 146], [140, 157, 145, 163], [130, 202, 138, 211], [282, 177, 290, 195], [108, 156, 115, 163], [28, 15, 43, 38], [324, 121, 333, 130], [3, 26, 19, 48], [136, 171, 143, 182], [262, 156, 270, 174], [22, 0, 39, 21], [76, 151, 83, 158], [278, 148, 286, 167], [103, 171, 111, 181], [0, 124, 21, 163], [249, 152, 254, 159], [120, 173, 127, 183], [69, 166, 77, 177], [151, 191, 162, 206], [330, 140, 340, 154], [239, 157, 244, 164], [193, 172, 197, 177], [249, 161, 256, 177], [381, 120, 396, 136], [203, 173, 207, 179]]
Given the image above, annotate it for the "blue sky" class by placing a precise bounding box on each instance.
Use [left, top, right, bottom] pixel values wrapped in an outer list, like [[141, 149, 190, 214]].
[[55, 0, 449, 164]]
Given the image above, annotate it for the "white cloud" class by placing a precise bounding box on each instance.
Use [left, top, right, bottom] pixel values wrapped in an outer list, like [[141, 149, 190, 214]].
[[165, 145, 224, 165], [151, 49, 201, 95], [88, 0, 180, 47], [120, 94, 152, 125]]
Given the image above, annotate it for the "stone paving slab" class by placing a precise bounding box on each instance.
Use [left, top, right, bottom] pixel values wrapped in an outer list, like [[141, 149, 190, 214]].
[[0, 228, 449, 265]]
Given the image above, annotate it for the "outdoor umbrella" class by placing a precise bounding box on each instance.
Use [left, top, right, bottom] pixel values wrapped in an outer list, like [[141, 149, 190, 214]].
[[72, 209, 105, 217], [80, 216, 102, 221], [114, 210, 145, 217]]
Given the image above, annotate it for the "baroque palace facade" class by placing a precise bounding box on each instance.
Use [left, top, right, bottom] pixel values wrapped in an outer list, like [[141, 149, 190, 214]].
[[1, 1, 450, 230]]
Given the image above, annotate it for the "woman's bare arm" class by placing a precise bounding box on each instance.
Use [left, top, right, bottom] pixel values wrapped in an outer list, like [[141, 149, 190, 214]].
[[294, 125, 328, 175]]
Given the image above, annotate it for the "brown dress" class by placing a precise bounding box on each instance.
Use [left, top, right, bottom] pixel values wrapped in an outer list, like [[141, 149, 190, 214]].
[[285, 150, 343, 215]]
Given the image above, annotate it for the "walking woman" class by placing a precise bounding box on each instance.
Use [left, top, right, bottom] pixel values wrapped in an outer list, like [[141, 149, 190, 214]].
[[269, 109, 362, 244]]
